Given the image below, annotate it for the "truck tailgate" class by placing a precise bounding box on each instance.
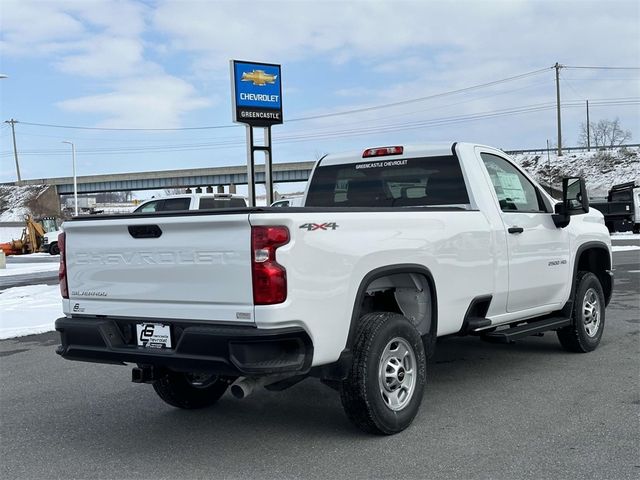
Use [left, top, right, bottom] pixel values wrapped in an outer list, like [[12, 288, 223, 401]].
[[63, 213, 254, 324]]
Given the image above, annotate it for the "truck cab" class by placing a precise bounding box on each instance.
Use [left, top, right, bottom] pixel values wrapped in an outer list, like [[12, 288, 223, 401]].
[[134, 193, 248, 213]]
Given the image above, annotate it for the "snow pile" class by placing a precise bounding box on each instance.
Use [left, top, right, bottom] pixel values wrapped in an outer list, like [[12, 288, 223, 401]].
[[0, 184, 50, 221], [0, 284, 62, 339], [512, 147, 639, 197]]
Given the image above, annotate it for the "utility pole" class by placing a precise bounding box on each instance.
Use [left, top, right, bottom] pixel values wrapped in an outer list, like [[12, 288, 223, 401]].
[[4, 118, 21, 184], [554, 63, 563, 156], [586, 100, 591, 151]]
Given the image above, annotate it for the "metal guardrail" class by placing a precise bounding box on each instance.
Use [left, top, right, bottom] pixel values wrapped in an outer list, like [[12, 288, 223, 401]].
[[505, 144, 640, 155]]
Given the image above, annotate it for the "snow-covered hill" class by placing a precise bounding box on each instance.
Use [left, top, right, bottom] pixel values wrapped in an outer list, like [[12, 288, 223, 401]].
[[512, 147, 639, 197], [0, 184, 50, 222]]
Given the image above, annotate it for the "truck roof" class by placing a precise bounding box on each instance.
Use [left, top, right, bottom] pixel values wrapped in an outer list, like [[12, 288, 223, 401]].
[[319, 142, 461, 166]]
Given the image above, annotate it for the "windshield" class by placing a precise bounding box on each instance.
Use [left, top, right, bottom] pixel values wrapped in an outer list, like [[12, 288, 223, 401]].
[[306, 156, 470, 207]]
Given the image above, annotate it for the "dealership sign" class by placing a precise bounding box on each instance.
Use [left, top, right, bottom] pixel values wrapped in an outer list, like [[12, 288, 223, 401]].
[[231, 60, 283, 126]]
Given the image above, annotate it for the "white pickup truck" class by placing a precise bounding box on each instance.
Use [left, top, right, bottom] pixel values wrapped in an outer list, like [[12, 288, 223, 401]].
[[55, 143, 613, 435]]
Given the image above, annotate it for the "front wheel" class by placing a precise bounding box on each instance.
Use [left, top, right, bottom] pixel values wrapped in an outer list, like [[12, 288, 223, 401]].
[[340, 312, 426, 435], [49, 242, 60, 255], [557, 271, 606, 353], [152, 370, 232, 409]]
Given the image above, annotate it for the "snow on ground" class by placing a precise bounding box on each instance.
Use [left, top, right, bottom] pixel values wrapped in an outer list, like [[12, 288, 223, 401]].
[[0, 263, 59, 276], [0, 284, 62, 339], [611, 245, 640, 252], [611, 232, 640, 240], [18, 252, 57, 258]]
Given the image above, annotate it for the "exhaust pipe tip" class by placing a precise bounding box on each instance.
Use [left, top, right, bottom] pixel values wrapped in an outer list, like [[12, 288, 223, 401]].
[[230, 383, 249, 399], [230, 375, 291, 399]]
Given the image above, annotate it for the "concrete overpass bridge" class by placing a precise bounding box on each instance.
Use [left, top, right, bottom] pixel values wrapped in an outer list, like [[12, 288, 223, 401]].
[[4, 161, 316, 195]]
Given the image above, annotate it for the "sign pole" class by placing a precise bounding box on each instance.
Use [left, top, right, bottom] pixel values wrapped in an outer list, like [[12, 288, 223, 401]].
[[264, 126, 273, 205], [245, 126, 256, 207]]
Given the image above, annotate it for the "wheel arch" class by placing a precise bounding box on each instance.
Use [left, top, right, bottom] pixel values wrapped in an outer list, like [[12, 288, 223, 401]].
[[346, 264, 438, 354], [569, 241, 613, 309]]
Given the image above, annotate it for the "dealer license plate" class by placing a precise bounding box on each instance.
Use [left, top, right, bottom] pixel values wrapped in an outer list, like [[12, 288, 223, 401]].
[[136, 323, 172, 349]]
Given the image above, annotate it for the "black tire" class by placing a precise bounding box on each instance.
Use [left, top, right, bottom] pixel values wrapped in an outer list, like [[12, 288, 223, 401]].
[[340, 312, 426, 435], [557, 271, 606, 353], [49, 242, 60, 255], [152, 370, 231, 409]]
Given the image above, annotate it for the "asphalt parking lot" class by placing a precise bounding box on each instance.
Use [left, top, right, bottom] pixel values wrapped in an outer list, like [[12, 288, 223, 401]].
[[1, 250, 638, 480], [0, 254, 59, 290]]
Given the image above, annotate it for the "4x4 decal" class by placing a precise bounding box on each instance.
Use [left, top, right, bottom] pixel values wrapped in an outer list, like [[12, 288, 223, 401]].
[[299, 222, 339, 231]]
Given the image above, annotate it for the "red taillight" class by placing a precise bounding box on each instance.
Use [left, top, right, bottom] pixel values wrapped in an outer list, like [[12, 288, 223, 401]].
[[58, 232, 68, 299], [362, 146, 404, 158], [251, 226, 289, 305]]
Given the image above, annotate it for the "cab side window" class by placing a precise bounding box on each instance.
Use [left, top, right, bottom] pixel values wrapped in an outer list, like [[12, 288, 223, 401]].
[[480, 153, 546, 213]]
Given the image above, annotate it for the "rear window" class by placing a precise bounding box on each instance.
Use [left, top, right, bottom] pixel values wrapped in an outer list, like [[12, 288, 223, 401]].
[[198, 197, 246, 209], [161, 198, 191, 211], [306, 156, 470, 207]]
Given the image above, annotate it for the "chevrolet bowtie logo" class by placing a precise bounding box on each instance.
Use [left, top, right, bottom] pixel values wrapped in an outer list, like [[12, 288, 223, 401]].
[[241, 70, 277, 86]]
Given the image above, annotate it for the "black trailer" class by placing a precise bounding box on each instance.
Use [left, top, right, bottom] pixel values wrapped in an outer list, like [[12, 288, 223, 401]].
[[590, 181, 639, 233]]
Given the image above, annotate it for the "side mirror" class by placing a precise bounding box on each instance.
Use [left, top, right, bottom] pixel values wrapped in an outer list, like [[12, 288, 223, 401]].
[[563, 177, 589, 214], [553, 177, 589, 228]]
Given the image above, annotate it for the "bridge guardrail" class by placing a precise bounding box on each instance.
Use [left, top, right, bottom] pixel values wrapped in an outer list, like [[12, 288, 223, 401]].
[[505, 143, 640, 155]]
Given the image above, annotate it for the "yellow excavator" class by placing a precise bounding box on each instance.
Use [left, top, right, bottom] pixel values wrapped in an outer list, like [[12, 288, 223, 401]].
[[0, 215, 57, 255]]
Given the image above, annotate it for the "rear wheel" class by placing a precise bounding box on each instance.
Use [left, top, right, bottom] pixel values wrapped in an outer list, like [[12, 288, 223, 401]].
[[49, 242, 59, 255], [152, 370, 232, 409], [557, 271, 606, 353], [340, 312, 426, 435]]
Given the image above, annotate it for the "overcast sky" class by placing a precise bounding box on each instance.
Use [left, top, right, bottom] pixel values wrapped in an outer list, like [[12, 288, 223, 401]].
[[1, 0, 639, 187]]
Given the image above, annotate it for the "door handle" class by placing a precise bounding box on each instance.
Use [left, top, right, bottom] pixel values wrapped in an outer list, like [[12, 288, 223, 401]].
[[128, 225, 162, 239], [508, 226, 524, 234]]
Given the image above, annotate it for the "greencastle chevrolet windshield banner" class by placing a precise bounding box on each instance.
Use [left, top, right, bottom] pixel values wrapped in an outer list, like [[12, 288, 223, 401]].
[[231, 60, 283, 126]]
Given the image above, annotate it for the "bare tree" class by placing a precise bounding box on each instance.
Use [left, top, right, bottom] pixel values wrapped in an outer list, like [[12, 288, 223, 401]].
[[163, 188, 187, 196], [578, 117, 632, 148]]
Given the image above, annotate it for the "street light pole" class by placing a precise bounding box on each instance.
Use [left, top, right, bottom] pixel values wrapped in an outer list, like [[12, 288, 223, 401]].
[[62, 141, 78, 216]]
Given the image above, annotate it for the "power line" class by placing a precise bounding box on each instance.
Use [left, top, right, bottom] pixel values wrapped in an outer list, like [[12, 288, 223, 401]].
[[3, 98, 637, 157], [563, 65, 640, 70], [8, 64, 640, 134], [4, 99, 637, 156], [12, 80, 556, 144], [15, 67, 554, 132], [16, 121, 237, 132], [285, 67, 553, 122]]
